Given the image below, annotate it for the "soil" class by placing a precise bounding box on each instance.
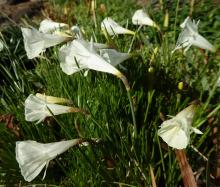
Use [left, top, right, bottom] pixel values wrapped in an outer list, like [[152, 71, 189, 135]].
[[0, 0, 43, 27]]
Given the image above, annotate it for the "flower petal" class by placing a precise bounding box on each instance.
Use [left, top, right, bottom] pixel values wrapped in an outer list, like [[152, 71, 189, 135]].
[[39, 19, 68, 34], [191, 127, 203, 134], [16, 139, 81, 182], [100, 49, 130, 66], [192, 34, 216, 52], [158, 123, 189, 149], [132, 9, 157, 27], [59, 39, 122, 77], [21, 27, 68, 59], [101, 17, 134, 36]]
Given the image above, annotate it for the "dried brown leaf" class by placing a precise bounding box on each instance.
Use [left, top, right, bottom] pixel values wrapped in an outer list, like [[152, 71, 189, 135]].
[[175, 149, 197, 187]]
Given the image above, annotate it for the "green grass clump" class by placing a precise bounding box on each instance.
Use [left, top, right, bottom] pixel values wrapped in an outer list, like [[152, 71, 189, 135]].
[[0, 0, 220, 186]]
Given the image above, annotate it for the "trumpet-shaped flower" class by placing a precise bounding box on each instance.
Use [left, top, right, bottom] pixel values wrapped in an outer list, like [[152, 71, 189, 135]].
[[21, 27, 70, 59], [25, 94, 81, 124], [173, 17, 216, 53], [59, 39, 123, 77], [158, 105, 202, 149], [35, 93, 72, 104], [132, 9, 158, 28], [39, 19, 68, 34], [99, 49, 130, 66], [101, 17, 135, 36], [16, 139, 81, 182]]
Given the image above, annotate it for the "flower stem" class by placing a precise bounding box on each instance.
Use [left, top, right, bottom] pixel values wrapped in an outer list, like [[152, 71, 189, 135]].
[[127, 89, 137, 137], [119, 74, 137, 137], [128, 25, 142, 53]]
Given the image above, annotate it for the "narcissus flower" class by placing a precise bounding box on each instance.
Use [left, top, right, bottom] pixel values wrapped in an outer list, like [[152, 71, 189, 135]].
[[21, 27, 70, 59], [16, 139, 81, 182], [35, 93, 72, 104], [132, 9, 158, 28], [158, 105, 202, 149], [101, 17, 135, 36], [173, 17, 216, 53], [25, 94, 82, 124], [39, 19, 68, 33], [59, 39, 123, 77]]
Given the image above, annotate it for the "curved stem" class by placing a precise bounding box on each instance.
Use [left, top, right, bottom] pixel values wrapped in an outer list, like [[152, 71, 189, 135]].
[[118, 74, 137, 137]]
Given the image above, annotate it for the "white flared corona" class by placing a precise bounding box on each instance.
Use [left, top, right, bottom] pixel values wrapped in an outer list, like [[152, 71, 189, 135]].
[[173, 17, 216, 53], [59, 39, 123, 77], [21, 27, 70, 59], [158, 105, 202, 149], [39, 19, 68, 33], [16, 139, 81, 182], [132, 9, 158, 28], [99, 49, 130, 66], [101, 17, 135, 36], [25, 94, 80, 124]]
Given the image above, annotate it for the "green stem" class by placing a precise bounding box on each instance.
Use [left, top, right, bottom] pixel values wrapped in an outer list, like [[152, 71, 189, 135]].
[[128, 25, 142, 53], [127, 88, 137, 138], [173, 0, 180, 43], [119, 74, 137, 137]]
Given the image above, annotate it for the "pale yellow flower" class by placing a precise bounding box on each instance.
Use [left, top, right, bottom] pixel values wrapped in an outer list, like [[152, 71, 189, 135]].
[[101, 17, 135, 36], [16, 139, 81, 182], [59, 39, 123, 77], [25, 94, 81, 124], [21, 27, 69, 59], [173, 17, 216, 53], [132, 9, 158, 28], [158, 105, 202, 149]]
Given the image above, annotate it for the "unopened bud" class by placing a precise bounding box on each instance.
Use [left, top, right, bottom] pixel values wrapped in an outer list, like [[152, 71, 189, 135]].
[[178, 82, 184, 90]]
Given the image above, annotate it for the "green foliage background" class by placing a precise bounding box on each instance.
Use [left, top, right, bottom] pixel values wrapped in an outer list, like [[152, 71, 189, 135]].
[[0, 0, 220, 186]]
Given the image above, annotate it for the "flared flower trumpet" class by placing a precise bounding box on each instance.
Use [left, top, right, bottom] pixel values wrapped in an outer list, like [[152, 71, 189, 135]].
[[25, 94, 83, 124], [132, 9, 158, 28], [21, 27, 70, 59], [59, 39, 123, 77], [101, 17, 135, 36], [158, 105, 202, 149], [39, 19, 68, 34], [173, 17, 216, 53], [16, 139, 81, 182]]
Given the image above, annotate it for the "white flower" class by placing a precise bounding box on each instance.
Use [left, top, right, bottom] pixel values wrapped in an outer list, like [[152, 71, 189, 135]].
[[35, 93, 72, 104], [39, 19, 68, 33], [16, 139, 81, 182], [101, 17, 135, 36], [99, 49, 130, 66], [132, 9, 158, 28], [25, 94, 81, 124], [158, 105, 203, 149], [59, 39, 123, 77], [173, 17, 216, 53], [21, 27, 70, 59]]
